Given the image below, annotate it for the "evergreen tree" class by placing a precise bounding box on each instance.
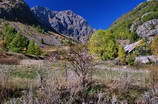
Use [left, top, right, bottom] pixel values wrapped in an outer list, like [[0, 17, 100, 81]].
[[3, 25, 17, 48], [27, 40, 35, 55], [9, 32, 28, 52], [34, 44, 42, 55], [27, 40, 42, 56]]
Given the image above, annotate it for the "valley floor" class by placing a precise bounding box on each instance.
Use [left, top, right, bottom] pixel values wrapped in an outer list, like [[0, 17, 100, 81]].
[[0, 60, 157, 104]]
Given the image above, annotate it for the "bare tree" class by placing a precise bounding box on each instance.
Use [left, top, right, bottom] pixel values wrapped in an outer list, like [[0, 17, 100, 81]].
[[61, 45, 94, 88]]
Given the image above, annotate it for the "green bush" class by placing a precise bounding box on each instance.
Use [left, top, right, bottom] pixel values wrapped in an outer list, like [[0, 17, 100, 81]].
[[88, 30, 118, 60], [3, 24, 17, 48], [142, 11, 158, 22], [3, 25, 29, 53], [132, 39, 151, 56], [2, 24, 42, 56], [151, 36, 158, 55], [118, 45, 126, 64], [9, 32, 28, 52], [126, 54, 136, 65], [32, 25, 45, 33], [27, 40, 42, 56], [61, 39, 73, 45], [3, 24, 28, 52]]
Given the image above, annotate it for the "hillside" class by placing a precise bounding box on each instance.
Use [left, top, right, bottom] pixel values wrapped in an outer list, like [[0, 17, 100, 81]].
[[31, 6, 94, 42], [0, 0, 76, 50], [88, 0, 158, 64], [109, 0, 158, 42]]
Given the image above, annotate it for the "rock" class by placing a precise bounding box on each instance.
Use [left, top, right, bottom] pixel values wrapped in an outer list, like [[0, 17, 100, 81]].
[[136, 19, 158, 38], [130, 20, 142, 33], [135, 56, 150, 64], [135, 55, 158, 64], [148, 55, 158, 63], [0, 0, 39, 25], [124, 40, 144, 53], [31, 6, 94, 43]]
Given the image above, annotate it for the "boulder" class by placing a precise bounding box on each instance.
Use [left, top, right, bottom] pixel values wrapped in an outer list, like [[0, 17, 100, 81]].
[[135, 55, 158, 64], [135, 56, 150, 64]]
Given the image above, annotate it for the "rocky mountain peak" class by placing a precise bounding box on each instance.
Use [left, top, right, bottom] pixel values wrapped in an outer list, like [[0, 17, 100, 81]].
[[31, 6, 94, 42]]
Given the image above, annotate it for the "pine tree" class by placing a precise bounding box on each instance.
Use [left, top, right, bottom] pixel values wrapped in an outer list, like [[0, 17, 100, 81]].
[[27, 40, 35, 55], [3, 25, 17, 48], [34, 44, 42, 55], [27, 40, 42, 56], [9, 32, 28, 52]]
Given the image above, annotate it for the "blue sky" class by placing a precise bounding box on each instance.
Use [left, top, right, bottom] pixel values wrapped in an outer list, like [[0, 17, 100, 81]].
[[25, 0, 146, 29]]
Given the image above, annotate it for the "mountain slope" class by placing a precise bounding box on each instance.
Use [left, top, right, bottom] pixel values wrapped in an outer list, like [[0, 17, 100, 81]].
[[31, 6, 94, 42], [0, 0, 74, 48], [109, 0, 158, 42]]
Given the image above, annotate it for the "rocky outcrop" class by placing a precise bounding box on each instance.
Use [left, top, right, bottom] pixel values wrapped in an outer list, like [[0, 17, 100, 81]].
[[31, 6, 94, 42], [132, 19, 158, 38], [135, 55, 158, 64], [0, 0, 39, 25], [130, 20, 142, 33]]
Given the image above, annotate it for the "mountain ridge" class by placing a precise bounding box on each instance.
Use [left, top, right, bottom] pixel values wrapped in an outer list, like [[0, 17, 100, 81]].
[[31, 6, 94, 42], [0, 0, 75, 48]]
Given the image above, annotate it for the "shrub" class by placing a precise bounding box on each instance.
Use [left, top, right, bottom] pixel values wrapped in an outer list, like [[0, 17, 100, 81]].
[[61, 39, 73, 45], [2, 25, 29, 53], [150, 36, 158, 55], [32, 25, 45, 33], [126, 54, 136, 65], [132, 39, 151, 56], [27, 40, 42, 56], [142, 11, 158, 22], [118, 45, 126, 64], [111, 24, 138, 42], [9, 32, 28, 53], [3, 24, 17, 48], [88, 30, 118, 60], [59, 45, 94, 87]]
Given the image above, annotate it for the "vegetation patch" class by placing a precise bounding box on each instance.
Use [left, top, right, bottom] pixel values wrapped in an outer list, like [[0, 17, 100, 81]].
[[2, 24, 42, 56], [10, 69, 38, 79], [88, 30, 118, 60]]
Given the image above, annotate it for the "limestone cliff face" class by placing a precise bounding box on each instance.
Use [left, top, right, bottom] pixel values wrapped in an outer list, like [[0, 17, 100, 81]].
[[31, 6, 94, 42]]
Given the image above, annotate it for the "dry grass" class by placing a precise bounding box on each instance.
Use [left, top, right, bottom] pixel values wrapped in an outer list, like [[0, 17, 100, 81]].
[[0, 58, 20, 65], [0, 61, 158, 103]]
